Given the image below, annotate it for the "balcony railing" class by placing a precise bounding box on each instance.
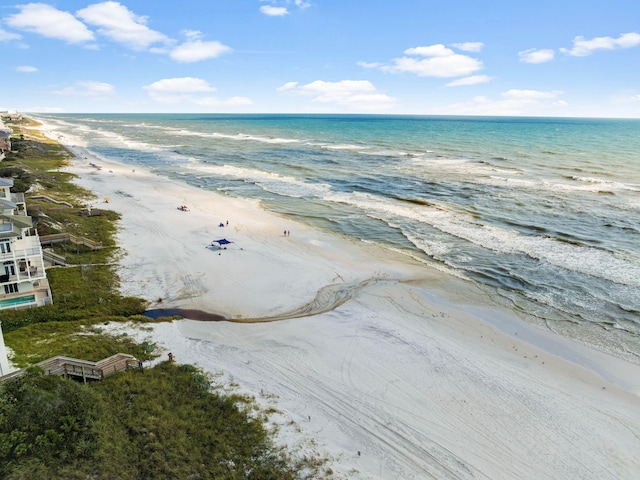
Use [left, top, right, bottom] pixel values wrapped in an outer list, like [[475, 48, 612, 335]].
[[0, 265, 46, 286], [0, 247, 42, 261]]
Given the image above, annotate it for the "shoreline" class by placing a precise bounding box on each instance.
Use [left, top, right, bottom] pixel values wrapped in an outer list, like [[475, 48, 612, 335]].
[[39, 124, 640, 479]]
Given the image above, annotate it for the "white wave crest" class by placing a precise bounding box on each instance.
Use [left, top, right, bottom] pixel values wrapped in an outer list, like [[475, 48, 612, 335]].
[[184, 164, 330, 199], [328, 191, 640, 288]]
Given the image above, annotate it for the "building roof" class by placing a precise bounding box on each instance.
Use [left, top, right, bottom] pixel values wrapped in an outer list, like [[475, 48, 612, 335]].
[[0, 213, 32, 229], [0, 198, 17, 210]]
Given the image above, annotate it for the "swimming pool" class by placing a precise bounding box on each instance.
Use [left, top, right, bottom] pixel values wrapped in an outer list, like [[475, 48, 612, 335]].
[[0, 295, 35, 308]]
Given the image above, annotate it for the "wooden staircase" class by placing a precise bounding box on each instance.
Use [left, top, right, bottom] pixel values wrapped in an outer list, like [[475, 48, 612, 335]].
[[0, 353, 139, 384], [40, 233, 103, 250], [42, 248, 68, 266]]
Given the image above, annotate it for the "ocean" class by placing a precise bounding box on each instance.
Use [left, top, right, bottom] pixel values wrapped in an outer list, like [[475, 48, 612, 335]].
[[33, 113, 640, 363]]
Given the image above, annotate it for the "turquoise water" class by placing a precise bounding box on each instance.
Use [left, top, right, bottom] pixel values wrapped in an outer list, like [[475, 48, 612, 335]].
[[35, 114, 640, 362]]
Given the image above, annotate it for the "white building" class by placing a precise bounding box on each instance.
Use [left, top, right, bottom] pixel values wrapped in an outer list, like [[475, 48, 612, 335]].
[[0, 177, 52, 311]]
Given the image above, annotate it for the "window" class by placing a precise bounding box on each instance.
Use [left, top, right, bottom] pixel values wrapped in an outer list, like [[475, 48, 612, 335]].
[[0, 241, 10, 254], [3, 261, 15, 276], [4, 283, 18, 294]]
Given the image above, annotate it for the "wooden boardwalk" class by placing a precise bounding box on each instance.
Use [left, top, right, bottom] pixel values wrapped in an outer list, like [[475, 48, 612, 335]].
[[0, 353, 139, 384], [40, 232, 103, 250]]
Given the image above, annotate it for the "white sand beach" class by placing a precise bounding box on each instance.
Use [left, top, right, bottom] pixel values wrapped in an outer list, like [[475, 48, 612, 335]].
[[52, 135, 640, 479]]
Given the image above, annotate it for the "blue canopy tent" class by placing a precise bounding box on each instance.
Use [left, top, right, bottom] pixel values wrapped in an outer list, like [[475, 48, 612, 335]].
[[209, 238, 233, 248]]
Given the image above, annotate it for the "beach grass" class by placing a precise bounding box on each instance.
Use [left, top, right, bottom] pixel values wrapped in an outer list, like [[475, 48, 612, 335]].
[[0, 362, 307, 479], [5, 319, 156, 367], [0, 119, 325, 479], [1, 123, 148, 333]]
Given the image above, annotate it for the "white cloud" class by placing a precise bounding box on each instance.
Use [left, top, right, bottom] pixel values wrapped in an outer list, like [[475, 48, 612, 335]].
[[182, 29, 203, 41], [260, 0, 310, 16], [5, 3, 94, 44], [519, 48, 555, 64], [278, 79, 396, 110], [561, 32, 640, 56], [387, 54, 482, 78], [144, 77, 250, 107], [16, 65, 38, 73], [617, 32, 640, 48], [405, 44, 454, 57], [371, 43, 483, 78], [77, 1, 168, 50], [446, 75, 491, 87], [277, 81, 299, 91], [6, 3, 232, 64], [451, 42, 484, 52], [260, 6, 289, 16], [144, 77, 216, 94], [54, 81, 115, 97], [0, 27, 22, 42], [170, 40, 231, 62], [445, 89, 566, 116]]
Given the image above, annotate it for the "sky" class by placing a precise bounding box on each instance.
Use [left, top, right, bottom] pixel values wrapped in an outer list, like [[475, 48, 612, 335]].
[[1, 0, 640, 117]]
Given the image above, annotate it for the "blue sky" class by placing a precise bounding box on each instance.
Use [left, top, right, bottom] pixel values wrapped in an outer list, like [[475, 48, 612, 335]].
[[1, 0, 640, 117]]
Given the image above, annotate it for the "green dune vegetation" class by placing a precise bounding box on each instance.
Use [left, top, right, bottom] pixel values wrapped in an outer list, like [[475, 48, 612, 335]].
[[0, 119, 328, 479]]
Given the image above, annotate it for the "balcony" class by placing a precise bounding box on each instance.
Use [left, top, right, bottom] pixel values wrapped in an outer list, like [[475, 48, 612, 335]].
[[0, 267, 46, 286], [0, 235, 42, 261]]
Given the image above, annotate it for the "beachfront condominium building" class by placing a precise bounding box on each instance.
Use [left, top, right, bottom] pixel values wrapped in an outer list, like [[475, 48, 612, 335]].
[[0, 177, 52, 311]]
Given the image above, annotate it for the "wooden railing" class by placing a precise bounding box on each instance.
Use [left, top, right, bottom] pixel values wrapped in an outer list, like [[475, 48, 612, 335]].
[[40, 233, 103, 250], [0, 353, 139, 383], [42, 249, 68, 266]]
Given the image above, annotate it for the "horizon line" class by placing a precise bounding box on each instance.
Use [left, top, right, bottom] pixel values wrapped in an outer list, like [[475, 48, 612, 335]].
[[16, 111, 640, 121]]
